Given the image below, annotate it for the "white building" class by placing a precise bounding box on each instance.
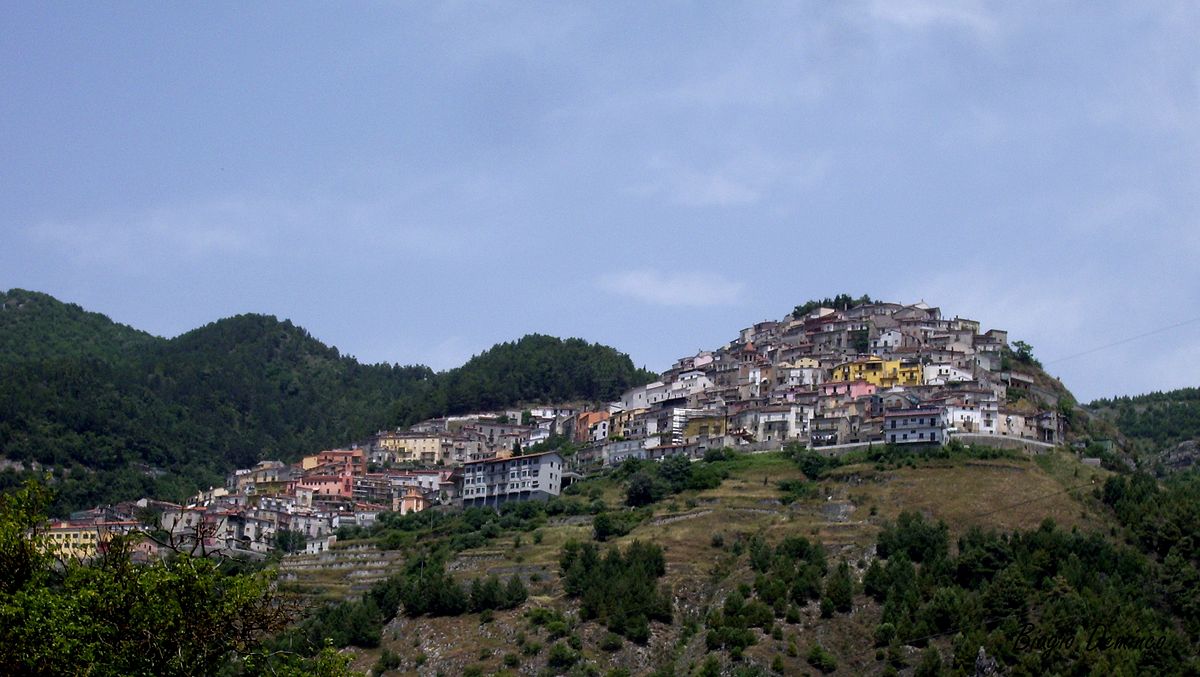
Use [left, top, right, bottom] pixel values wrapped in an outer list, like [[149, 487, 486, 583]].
[[603, 439, 646, 466], [924, 364, 974, 385], [884, 407, 947, 445], [460, 451, 564, 508]]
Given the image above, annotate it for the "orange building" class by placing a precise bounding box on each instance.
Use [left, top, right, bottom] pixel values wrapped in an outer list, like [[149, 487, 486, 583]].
[[301, 449, 366, 476], [573, 411, 611, 443]]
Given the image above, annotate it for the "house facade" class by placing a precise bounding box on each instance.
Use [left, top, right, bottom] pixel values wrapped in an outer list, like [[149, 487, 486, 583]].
[[884, 407, 947, 445], [460, 451, 564, 507]]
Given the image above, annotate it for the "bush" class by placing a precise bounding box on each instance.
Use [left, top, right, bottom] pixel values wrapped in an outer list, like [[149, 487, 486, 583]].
[[824, 560, 854, 613], [874, 622, 896, 646], [547, 641, 580, 669], [877, 511, 949, 563], [373, 649, 401, 674], [792, 448, 839, 479], [819, 597, 834, 618], [521, 641, 542, 656], [600, 632, 624, 652], [593, 511, 637, 541], [777, 479, 814, 504], [625, 472, 668, 507], [546, 619, 569, 640], [503, 653, 520, 668], [625, 614, 652, 644], [807, 644, 837, 673], [915, 646, 942, 677]]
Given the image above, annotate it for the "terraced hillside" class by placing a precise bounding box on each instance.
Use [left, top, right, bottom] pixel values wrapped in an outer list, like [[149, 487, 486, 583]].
[[281, 447, 1121, 676]]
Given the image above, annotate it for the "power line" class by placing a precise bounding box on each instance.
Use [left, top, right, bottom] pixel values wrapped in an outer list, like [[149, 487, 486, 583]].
[[1044, 315, 1200, 365], [967, 480, 1097, 520]]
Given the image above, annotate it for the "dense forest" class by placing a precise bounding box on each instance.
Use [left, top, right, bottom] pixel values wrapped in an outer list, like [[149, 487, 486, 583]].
[[0, 290, 655, 512], [1088, 388, 1200, 452]]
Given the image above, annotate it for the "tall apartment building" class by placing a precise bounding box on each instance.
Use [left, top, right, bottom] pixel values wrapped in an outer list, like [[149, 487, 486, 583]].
[[884, 407, 947, 445], [460, 451, 564, 508]]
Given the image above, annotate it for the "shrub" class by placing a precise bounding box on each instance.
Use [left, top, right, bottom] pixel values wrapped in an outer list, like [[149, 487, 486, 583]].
[[373, 649, 401, 674], [521, 641, 542, 656], [915, 646, 942, 677], [600, 632, 623, 652], [824, 560, 854, 613], [546, 619, 569, 640], [547, 641, 580, 669], [807, 644, 837, 673], [874, 622, 896, 646], [625, 472, 668, 507], [877, 511, 949, 563]]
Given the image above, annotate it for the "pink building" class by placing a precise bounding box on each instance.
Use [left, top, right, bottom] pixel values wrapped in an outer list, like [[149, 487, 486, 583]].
[[297, 472, 354, 498], [819, 379, 877, 399]]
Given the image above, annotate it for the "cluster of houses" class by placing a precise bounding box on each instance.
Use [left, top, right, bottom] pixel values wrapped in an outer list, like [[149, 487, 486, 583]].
[[43, 445, 569, 560], [571, 300, 1064, 465], [43, 300, 1067, 560]]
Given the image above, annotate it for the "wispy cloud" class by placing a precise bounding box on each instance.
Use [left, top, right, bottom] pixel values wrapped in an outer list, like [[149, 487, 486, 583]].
[[27, 200, 259, 267], [25, 195, 478, 271], [634, 151, 828, 208], [867, 0, 998, 36], [599, 269, 744, 307]]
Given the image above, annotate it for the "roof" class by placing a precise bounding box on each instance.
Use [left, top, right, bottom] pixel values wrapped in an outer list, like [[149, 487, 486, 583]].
[[884, 407, 944, 417], [462, 450, 563, 466]]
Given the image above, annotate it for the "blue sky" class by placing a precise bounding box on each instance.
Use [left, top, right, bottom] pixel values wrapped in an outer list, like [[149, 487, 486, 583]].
[[2, 2, 1197, 402]]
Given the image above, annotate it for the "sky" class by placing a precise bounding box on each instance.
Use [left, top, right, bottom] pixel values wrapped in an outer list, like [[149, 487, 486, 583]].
[[1, 1, 1198, 402]]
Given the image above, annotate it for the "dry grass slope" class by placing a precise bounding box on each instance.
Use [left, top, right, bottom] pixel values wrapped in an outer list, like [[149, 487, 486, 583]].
[[284, 450, 1114, 675]]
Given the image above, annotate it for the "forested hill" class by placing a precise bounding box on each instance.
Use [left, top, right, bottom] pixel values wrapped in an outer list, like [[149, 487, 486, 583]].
[[0, 289, 160, 362], [1088, 388, 1200, 469], [0, 289, 655, 512]]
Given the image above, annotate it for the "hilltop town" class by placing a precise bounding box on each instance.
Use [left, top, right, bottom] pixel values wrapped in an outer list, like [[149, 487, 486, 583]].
[[45, 298, 1072, 560]]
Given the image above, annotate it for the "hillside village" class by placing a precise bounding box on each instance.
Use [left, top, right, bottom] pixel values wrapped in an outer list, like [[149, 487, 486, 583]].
[[44, 299, 1071, 559]]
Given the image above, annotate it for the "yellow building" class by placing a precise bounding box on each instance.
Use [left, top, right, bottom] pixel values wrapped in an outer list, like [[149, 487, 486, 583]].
[[609, 408, 647, 439], [832, 356, 923, 387], [375, 433, 450, 463], [683, 414, 728, 441], [41, 520, 140, 560]]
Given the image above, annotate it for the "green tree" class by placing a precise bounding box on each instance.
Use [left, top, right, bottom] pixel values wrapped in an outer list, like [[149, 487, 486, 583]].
[[824, 560, 854, 613], [503, 574, 528, 608], [275, 528, 307, 553], [0, 480, 318, 676], [1012, 340, 1036, 365], [625, 472, 665, 507]]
